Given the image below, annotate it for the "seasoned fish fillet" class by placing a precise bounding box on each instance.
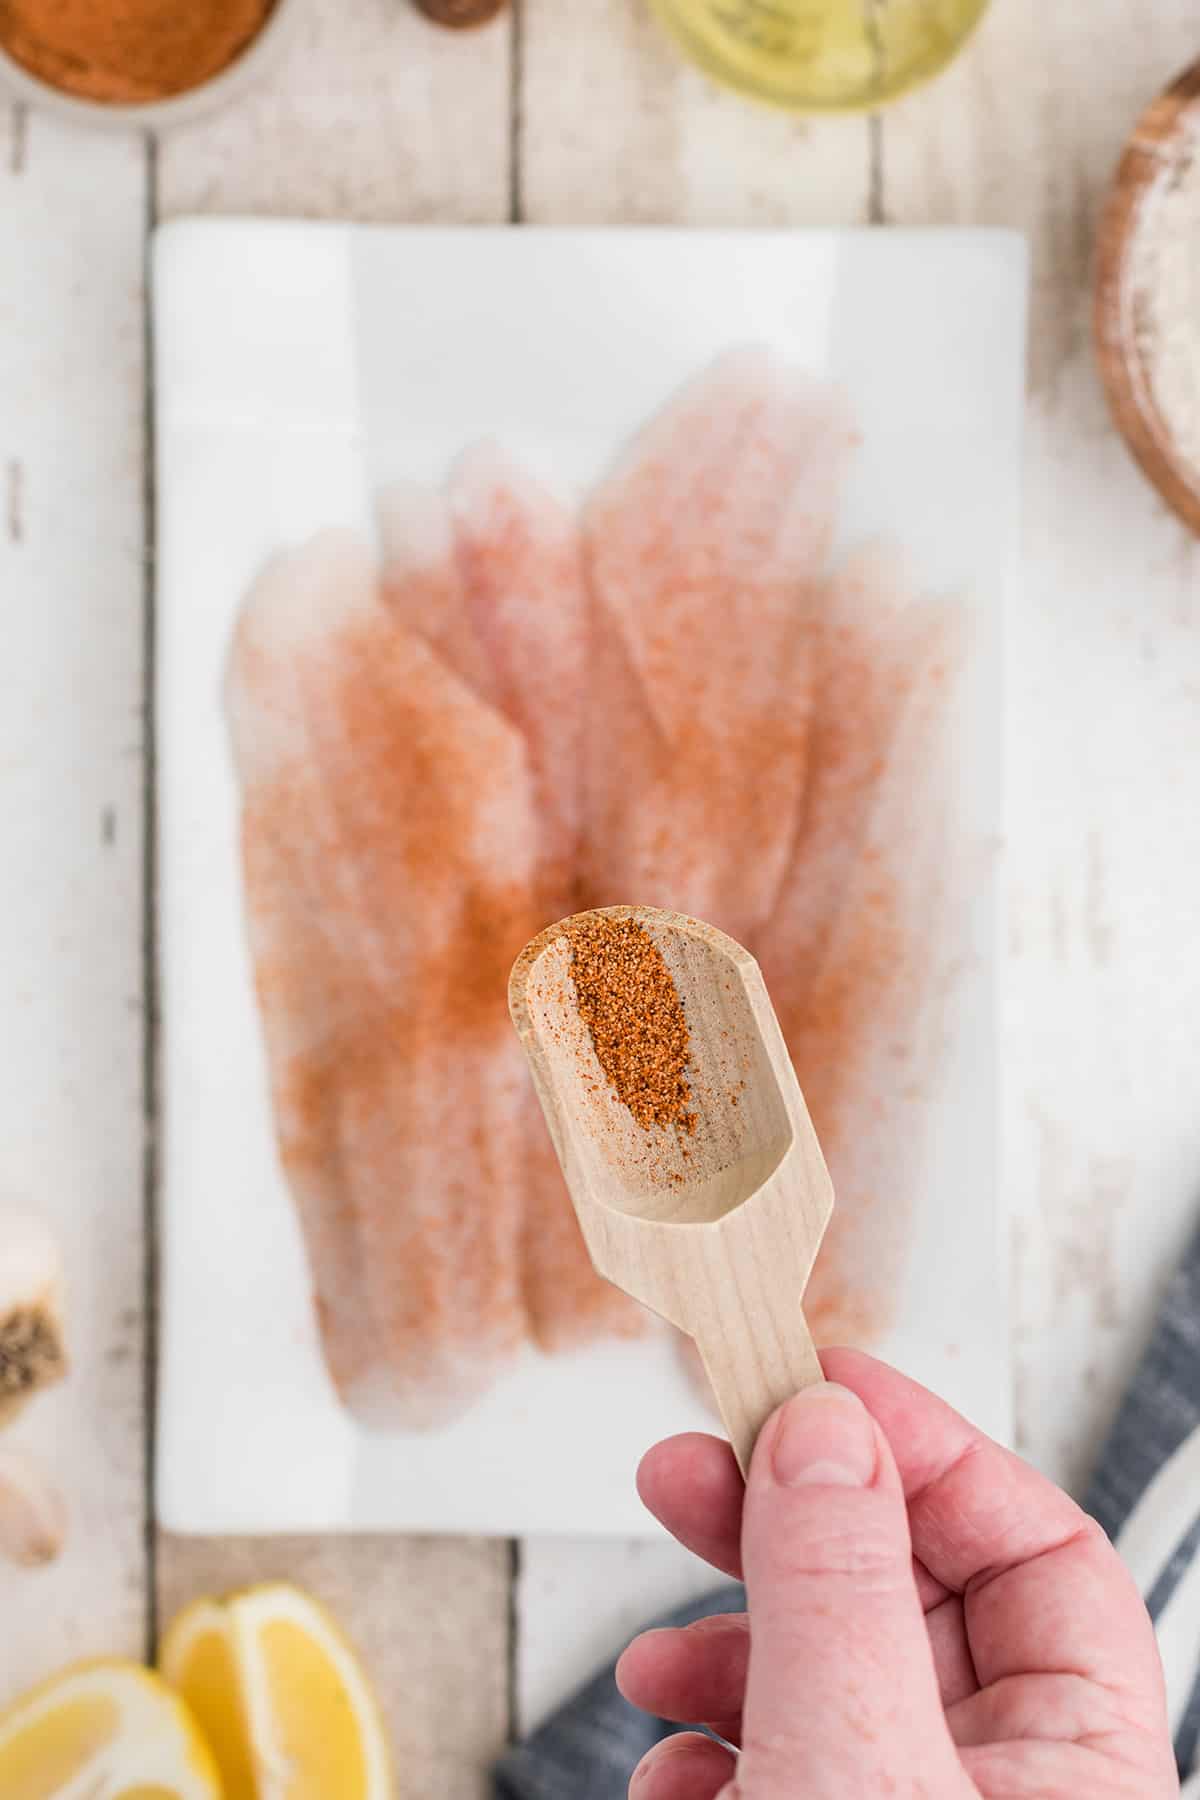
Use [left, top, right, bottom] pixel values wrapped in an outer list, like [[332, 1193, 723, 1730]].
[[228, 351, 963, 1425], [379, 457, 643, 1356], [758, 547, 963, 1343], [584, 352, 961, 1347], [583, 347, 855, 943], [228, 513, 637, 1432]]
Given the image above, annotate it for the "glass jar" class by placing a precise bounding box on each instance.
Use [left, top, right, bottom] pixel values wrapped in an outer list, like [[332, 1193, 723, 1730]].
[[647, 0, 991, 113]]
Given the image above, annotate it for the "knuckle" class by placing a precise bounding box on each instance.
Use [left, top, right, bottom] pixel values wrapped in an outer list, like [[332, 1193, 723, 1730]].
[[737, 1725, 828, 1791], [737, 1718, 921, 1795], [771, 1507, 911, 1589]]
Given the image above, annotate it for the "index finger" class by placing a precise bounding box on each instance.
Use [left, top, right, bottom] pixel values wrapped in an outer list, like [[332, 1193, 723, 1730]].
[[825, 1349, 1163, 1702]]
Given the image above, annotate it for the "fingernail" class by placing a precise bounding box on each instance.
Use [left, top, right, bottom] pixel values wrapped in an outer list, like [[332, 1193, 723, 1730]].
[[770, 1383, 877, 1488]]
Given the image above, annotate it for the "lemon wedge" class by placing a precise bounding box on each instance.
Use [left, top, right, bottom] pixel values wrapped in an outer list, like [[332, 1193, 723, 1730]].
[[159, 1599, 255, 1800], [0, 1658, 220, 1800], [161, 1583, 393, 1800]]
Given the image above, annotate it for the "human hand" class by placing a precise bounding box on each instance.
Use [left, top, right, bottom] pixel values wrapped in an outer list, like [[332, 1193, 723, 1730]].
[[618, 1349, 1178, 1798]]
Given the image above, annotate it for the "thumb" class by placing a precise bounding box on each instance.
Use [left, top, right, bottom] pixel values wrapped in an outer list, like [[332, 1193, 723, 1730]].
[[736, 1383, 964, 1797]]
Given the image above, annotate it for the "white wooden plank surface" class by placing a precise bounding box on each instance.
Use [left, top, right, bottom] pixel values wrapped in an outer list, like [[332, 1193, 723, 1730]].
[[516, 1535, 716, 1730], [521, 0, 873, 225], [0, 103, 149, 1698], [157, 0, 511, 222], [882, 0, 1200, 1495], [152, 9, 514, 1793]]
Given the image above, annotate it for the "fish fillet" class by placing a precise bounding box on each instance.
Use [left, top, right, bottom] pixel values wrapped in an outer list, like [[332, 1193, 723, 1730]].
[[758, 545, 964, 1344], [585, 353, 962, 1352], [228, 351, 967, 1427], [380, 458, 643, 1353], [231, 470, 642, 1428], [228, 529, 545, 1427], [583, 347, 856, 944]]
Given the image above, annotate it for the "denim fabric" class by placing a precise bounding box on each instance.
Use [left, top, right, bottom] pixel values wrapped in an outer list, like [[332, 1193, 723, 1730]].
[[1085, 1212, 1200, 1782], [493, 1583, 743, 1800]]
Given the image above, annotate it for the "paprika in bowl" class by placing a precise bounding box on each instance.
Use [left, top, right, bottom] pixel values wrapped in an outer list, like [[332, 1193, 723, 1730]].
[[0, 0, 301, 128]]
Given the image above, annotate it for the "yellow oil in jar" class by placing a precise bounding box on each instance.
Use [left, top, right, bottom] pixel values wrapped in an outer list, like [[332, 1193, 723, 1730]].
[[647, 0, 990, 113]]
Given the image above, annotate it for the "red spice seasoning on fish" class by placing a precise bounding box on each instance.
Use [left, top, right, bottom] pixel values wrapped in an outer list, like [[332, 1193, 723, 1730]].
[[230, 350, 961, 1427], [229, 515, 642, 1435], [581, 356, 959, 1347]]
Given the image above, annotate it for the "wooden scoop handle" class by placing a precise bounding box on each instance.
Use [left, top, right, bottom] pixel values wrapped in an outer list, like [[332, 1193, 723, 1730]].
[[687, 1246, 824, 1478]]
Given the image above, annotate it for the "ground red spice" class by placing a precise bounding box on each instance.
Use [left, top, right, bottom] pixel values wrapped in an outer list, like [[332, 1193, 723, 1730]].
[[0, 0, 277, 104], [565, 914, 697, 1133]]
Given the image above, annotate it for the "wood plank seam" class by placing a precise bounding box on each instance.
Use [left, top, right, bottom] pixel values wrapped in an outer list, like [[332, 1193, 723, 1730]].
[[142, 128, 162, 1668], [2, 97, 151, 1693], [8, 102, 27, 174], [510, 0, 524, 224]]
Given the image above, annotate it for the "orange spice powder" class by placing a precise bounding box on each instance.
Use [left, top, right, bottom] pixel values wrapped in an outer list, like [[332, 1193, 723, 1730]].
[[565, 914, 697, 1133], [0, 0, 278, 104]]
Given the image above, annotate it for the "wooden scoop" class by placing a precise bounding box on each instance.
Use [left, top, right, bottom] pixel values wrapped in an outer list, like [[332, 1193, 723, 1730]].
[[509, 905, 834, 1476]]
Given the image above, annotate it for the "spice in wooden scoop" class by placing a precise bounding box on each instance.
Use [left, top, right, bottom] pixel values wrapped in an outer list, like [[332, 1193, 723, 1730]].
[[566, 913, 697, 1134]]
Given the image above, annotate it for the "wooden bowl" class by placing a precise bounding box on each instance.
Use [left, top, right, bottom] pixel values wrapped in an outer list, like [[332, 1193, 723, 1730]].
[[1094, 58, 1200, 535]]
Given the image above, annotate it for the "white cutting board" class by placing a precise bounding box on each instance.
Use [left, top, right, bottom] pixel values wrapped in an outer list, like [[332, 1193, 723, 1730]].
[[155, 222, 1026, 1536]]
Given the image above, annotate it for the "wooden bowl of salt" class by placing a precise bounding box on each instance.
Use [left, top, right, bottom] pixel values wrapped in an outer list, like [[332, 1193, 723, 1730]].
[[1095, 57, 1200, 535]]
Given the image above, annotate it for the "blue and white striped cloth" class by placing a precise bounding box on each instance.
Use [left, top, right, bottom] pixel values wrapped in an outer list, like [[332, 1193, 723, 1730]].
[[1086, 1215, 1200, 1794], [496, 1213, 1200, 1798]]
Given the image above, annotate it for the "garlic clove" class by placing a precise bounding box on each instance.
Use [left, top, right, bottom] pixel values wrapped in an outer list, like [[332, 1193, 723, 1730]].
[[0, 1210, 67, 1430], [0, 1448, 68, 1566]]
